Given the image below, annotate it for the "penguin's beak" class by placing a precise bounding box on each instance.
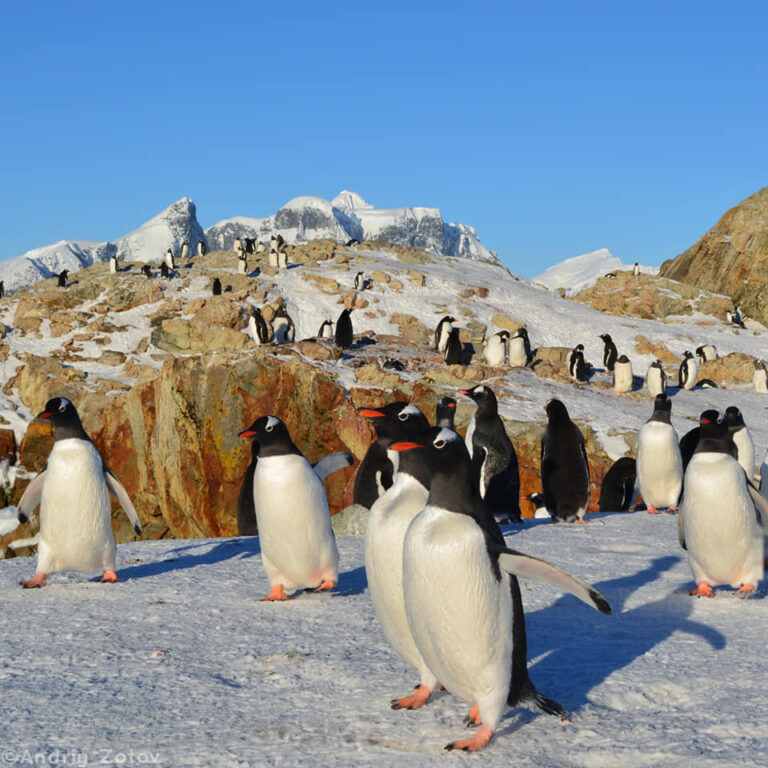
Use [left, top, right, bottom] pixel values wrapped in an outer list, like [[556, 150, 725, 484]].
[[389, 442, 424, 452], [458, 389, 471, 396], [37, 411, 53, 420], [359, 408, 385, 418], [239, 429, 257, 438]]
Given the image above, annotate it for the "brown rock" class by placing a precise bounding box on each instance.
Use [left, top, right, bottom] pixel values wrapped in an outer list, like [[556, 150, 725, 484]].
[[99, 350, 127, 366], [19, 420, 54, 472], [0, 428, 17, 464], [491, 315, 526, 333], [634, 336, 679, 363], [698, 352, 756, 386], [371, 270, 391, 284]]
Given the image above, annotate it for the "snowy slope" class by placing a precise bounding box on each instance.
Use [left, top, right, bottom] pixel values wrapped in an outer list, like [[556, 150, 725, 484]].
[[1, 515, 766, 766], [533, 249, 659, 295]]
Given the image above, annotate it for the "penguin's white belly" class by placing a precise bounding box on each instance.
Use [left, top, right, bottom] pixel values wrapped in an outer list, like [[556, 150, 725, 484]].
[[39, 440, 114, 573], [733, 430, 755, 480], [508, 338, 527, 367], [613, 362, 633, 393], [483, 338, 506, 366], [437, 324, 451, 354], [403, 506, 512, 723], [321, 325, 333, 339], [682, 361, 698, 389], [637, 422, 682, 507], [760, 450, 768, 498], [464, 417, 476, 459], [253, 455, 338, 590], [754, 370, 768, 394], [646, 367, 664, 396], [365, 477, 428, 668], [683, 454, 763, 587]]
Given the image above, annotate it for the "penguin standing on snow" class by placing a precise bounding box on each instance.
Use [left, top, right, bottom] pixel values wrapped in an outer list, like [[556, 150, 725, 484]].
[[696, 344, 717, 364], [16, 397, 142, 588], [680, 411, 768, 597], [460, 385, 521, 523], [541, 399, 591, 522], [317, 319, 334, 339], [678, 351, 698, 390], [272, 308, 295, 344], [568, 344, 587, 381], [599, 334, 618, 372], [483, 330, 509, 366], [238, 415, 339, 600], [397, 429, 610, 751], [725, 406, 755, 480], [434, 315, 455, 354], [645, 359, 667, 397], [508, 327, 531, 367], [335, 308, 354, 349], [599, 457, 637, 512], [435, 396, 456, 429], [523, 492, 550, 519], [354, 271, 365, 291], [753, 361, 768, 394], [612, 354, 633, 393], [444, 328, 463, 365], [636, 394, 682, 514]]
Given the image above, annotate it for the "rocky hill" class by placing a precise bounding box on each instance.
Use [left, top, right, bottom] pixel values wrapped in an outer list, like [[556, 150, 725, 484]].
[[660, 187, 768, 325]]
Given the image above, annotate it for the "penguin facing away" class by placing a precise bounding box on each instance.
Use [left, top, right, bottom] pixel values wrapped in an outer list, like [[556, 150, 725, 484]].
[[212, 277, 222, 296], [160, 261, 170, 279], [599, 334, 618, 372], [444, 327, 463, 365], [57, 270, 69, 288], [396, 428, 610, 751], [238, 416, 339, 600], [725, 406, 755, 479], [16, 397, 142, 588], [678, 351, 697, 390], [599, 457, 637, 512], [483, 330, 509, 366], [645, 359, 667, 397], [435, 396, 456, 429], [434, 315, 455, 353], [508, 327, 530, 367], [612, 354, 633, 393], [335, 308, 354, 348]]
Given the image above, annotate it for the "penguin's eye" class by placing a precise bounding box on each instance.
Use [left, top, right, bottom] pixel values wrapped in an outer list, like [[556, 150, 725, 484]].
[[265, 424, 274, 432], [434, 439, 446, 449], [58, 400, 67, 412], [398, 413, 409, 421]]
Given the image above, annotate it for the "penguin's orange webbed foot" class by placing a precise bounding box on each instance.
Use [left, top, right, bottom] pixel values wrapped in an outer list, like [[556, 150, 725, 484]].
[[99, 570, 118, 583], [445, 724, 493, 752], [261, 584, 288, 601], [315, 579, 336, 593], [391, 684, 431, 710], [647, 505, 660, 515], [20, 573, 47, 589], [690, 582, 714, 597], [463, 704, 481, 727], [736, 583, 755, 595], [572, 517, 589, 524]]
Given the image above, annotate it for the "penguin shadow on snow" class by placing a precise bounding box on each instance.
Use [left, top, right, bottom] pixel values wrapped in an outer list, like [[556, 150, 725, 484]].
[[523, 554, 726, 708]]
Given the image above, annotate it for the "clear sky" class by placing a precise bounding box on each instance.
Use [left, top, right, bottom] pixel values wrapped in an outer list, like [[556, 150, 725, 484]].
[[2, 0, 766, 277]]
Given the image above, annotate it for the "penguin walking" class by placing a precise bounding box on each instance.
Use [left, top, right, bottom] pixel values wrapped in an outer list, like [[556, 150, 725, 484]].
[[397, 429, 610, 751], [753, 361, 768, 394], [483, 330, 508, 366], [354, 271, 365, 291], [165, 248, 175, 271], [444, 328, 463, 365], [695, 344, 717, 364], [197, 240, 207, 257], [636, 394, 682, 514], [212, 277, 222, 296], [612, 355, 633, 393], [645, 359, 667, 397], [109, 255, 117, 274], [434, 315, 455, 354], [460, 385, 521, 523], [725, 406, 755, 480], [238, 416, 339, 600], [599, 457, 637, 512], [599, 334, 618, 372], [317, 319, 334, 339], [180, 241, 189, 260], [508, 327, 531, 367], [16, 398, 142, 588], [435, 396, 456, 429], [541, 399, 590, 522], [57, 270, 69, 288], [335, 308, 354, 349], [678, 351, 697, 390], [680, 411, 767, 596]]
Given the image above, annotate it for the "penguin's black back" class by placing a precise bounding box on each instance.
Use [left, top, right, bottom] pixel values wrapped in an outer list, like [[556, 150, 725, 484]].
[[212, 277, 222, 296], [335, 309, 353, 348], [444, 328, 462, 365], [237, 440, 259, 536], [601, 335, 617, 371], [254, 309, 270, 343], [599, 456, 636, 512]]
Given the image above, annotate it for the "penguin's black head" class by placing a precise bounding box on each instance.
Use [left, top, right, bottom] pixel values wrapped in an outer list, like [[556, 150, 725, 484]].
[[437, 396, 456, 410], [696, 410, 730, 449], [459, 385, 497, 414], [440, 315, 455, 324], [724, 406, 745, 430], [37, 397, 88, 440], [617, 355, 630, 363], [238, 415, 299, 458], [497, 330, 511, 340], [653, 393, 671, 410], [523, 492, 544, 507], [599, 334, 612, 343], [683, 350, 693, 359], [545, 398, 570, 422], [359, 402, 429, 441]]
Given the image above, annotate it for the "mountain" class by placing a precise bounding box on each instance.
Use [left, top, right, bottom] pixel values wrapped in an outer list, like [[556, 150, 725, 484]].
[[660, 187, 768, 326]]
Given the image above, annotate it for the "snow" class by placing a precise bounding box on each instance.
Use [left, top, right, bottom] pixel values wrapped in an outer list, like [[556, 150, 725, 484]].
[[1, 514, 767, 766]]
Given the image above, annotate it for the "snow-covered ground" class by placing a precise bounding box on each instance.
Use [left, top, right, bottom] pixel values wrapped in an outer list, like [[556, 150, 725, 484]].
[[1, 514, 766, 766]]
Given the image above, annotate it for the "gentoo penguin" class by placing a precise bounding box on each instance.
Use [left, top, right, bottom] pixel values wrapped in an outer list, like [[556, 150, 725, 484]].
[[160, 261, 171, 278], [141, 265, 153, 278], [680, 411, 767, 596], [198, 239, 206, 257], [57, 270, 68, 288], [276, 234, 285, 250], [233, 237, 242, 253], [317, 319, 334, 339], [0, 280, 4, 298], [753, 361, 768, 394], [604, 272, 617, 279], [165, 248, 175, 270], [612, 354, 633, 393], [354, 271, 365, 291], [397, 428, 610, 751], [109, 255, 117, 274], [383, 359, 404, 371], [335, 308, 354, 349], [355, 402, 429, 508], [256, 241, 266, 255], [541, 399, 590, 522], [569, 346, 587, 382], [636, 394, 682, 514], [346, 238, 360, 247], [444, 328, 463, 365], [679, 409, 737, 476], [483, 330, 509, 366], [523, 492, 550, 519], [460, 385, 521, 523], [678, 351, 697, 390], [16, 397, 142, 588], [180, 241, 189, 260], [633, 262, 640, 276], [434, 315, 455, 354], [645, 359, 667, 397], [272, 309, 295, 344], [435, 396, 456, 429], [725, 406, 755, 480], [251, 307, 271, 344], [278, 249, 288, 269], [508, 327, 531, 367], [760, 448, 768, 498], [599, 334, 618, 372], [212, 277, 222, 296], [238, 415, 339, 600], [599, 457, 637, 512], [268, 248, 279, 268], [237, 254, 248, 275], [696, 344, 717, 364]]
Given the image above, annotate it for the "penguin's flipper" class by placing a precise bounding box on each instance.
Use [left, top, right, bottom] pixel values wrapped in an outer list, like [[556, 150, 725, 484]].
[[17, 470, 46, 523], [747, 483, 768, 529], [104, 468, 142, 535], [8, 533, 41, 551], [313, 452, 354, 482], [677, 502, 687, 550], [494, 546, 612, 614]]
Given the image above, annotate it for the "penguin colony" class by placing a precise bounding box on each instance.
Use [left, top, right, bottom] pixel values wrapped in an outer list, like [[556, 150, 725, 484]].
[[7, 246, 768, 753]]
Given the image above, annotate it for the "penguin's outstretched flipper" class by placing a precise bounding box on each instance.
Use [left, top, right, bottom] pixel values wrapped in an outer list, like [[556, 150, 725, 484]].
[[17, 470, 46, 524], [313, 452, 353, 482], [104, 467, 142, 535]]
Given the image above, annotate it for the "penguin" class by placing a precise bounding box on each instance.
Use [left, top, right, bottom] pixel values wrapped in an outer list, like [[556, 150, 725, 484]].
[[695, 379, 717, 388], [109, 256, 117, 274], [523, 492, 550, 519], [276, 234, 285, 250], [444, 328, 463, 365], [317, 319, 334, 339], [633, 262, 640, 276], [180, 241, 189, 260], [247, 314, 260, 345], [269, 235, 277, 252], [397, 428, 610, 751], [160, 261, 171, 279], [383, 359, 404, 371], [0, 280, 4, 298], [725, 406, 755, 480], [680, 411, 767, 596], [599, 457, 637, 512], [695, 344, 717, 364], [645, 359, 667, 397], [569, 346, 587, 382], [726, 310, 733, 324], [16, 397, 142, 588], [268, 248, 279, 268], [760, 448, 768, 499], [278, 249, 288, 269], [435, 396, 456, 429], [141, 265, 153, 278], [434, 315, 455, 354], [244, 238, 254, 255], [237, 254, 248, 275], [238, 415, 339, 600], [335, 308, 354, 349], [753, 361, 768, 394], [541, 399, 590, 523], [508, 327, 531, 367], [612, 354, 633, 393], [732, 306, 744, 327], [636, 394, 682, 514], [567, 344, 585, 377], [272, 309, 295, 344], [57, 270, 69, 288], [678, 351, 697, 390], [354, 271, 365, 291], [483, 330, 509, 366], [234, 237, 242, 253], [679, 409, 738, 476], [212, 277, 222, 296], [248, 307, 271, 345], [598, 334, 618, 372], [346, 238, 360, 247], [460, 385, 521, 523], [165, 248, 175, 270], [198, 240, 207, 257], [604, 272, 617, 279], [355, 402, 429, 508], [256, 241, 266, 255]]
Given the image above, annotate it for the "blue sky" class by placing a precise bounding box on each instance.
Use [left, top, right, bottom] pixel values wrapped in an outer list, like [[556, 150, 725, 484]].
[[2, 1, 766, 277]]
